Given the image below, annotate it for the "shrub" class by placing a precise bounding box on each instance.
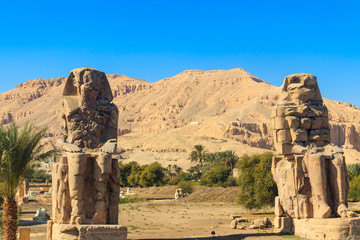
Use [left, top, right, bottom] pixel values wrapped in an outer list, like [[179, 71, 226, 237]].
[[127, 164, 147, 187], [224, 176, 237, 187], [30, 169, 52, 183], [349, 176, 360, 201], [201, 165, 230, 187], [119, 161, 139, 187], [187, 165, 202, 181], [119, 197, 147, 204], [139, 162, 168, 187], [236, 152, 277, 209], [169, 172, 190, 185], [177, 181, 193, 194]]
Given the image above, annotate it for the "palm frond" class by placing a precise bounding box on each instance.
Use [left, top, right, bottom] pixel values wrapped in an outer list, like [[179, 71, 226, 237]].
[[0, 122, 53, 199]]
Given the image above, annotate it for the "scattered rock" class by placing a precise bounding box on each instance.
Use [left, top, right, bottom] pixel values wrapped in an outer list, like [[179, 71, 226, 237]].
[[230, 219, 237, 229], [237, 225, 246, 230], [249, 218, 271, 229], [33, 207, 50, 221]]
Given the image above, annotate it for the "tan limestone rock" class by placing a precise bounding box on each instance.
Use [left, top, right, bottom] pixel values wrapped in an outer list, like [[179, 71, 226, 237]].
[[272, 73, 358, 237]]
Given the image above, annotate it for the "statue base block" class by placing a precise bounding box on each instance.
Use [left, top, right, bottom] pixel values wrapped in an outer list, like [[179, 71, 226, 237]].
[[293, 217, 360, 240], [48, 221, 127, 240]]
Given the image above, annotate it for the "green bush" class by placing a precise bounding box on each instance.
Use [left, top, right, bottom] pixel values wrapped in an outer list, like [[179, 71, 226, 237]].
[[349, 176, 360, 201], [236, 152, 277, 209], [187, 165, 202, 181], [119, 161, 139, 187], [127, 164, 147, 187], [169, 172, 190, 185], [224, 176, 237, 187], [139, 162, 168, 187], [119, 197, 148, 204], [348, 163, 360, 181], [30, 169, 51, 182], [177, 181, 193, 194], [201, 165, 230, 187]]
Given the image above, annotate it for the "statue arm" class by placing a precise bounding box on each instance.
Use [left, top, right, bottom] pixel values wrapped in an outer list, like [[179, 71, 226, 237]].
[[56, 139, 81, 153]]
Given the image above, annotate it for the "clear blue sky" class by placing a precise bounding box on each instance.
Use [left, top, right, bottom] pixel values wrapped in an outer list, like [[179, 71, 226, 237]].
[[1, 0, 360, 106]]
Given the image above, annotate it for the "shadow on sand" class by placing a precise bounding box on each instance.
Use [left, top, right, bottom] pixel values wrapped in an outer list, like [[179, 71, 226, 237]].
[[18, 219, 46, 227], [140, 232, 282, 240]]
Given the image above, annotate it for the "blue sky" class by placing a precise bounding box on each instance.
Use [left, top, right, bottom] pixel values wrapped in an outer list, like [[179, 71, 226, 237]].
[[0, 1, 360, 106]]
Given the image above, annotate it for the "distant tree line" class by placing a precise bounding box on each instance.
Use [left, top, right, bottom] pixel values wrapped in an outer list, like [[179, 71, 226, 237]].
[[119, 145, 242, 188], [118, 145, 278, 210], [118, 145, 360, 210]]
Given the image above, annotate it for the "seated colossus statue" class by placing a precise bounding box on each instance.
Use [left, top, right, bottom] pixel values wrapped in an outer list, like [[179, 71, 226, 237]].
[[272, 73, 355, 219]]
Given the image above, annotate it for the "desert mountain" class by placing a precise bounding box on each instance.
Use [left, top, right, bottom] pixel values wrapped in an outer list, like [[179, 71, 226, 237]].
[[1, 68, 360, 169]]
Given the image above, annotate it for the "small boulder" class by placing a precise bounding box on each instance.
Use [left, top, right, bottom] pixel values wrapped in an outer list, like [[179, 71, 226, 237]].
[[250, 218, 266, 229], [237, 225, 246, 230], [249, 224, 259, 229], [230, 219, 237, 229]]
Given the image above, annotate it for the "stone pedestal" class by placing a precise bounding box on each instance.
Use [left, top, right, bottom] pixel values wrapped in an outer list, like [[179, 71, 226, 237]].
[[273, 216, 294, 234], [48, 221, 127, 240], [293, 217, 360, 240]]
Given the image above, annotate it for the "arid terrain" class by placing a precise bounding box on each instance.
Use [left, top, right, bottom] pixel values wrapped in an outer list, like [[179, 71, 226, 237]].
[[19, 185, 360, 240], [1, 68, 360, 169]]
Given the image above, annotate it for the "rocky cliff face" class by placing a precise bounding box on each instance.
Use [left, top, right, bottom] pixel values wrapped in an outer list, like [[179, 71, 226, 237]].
[[1, 68, 360, 165]]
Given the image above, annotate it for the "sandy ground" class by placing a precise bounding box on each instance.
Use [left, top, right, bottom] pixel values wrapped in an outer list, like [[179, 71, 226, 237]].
[[118, 200, 292, 240], [17, 185, 360, 240], [19, 200, 293, 240]]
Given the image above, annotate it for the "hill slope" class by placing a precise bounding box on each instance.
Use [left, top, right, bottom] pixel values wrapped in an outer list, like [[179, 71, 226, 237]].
[[1, 68, 360, 168]]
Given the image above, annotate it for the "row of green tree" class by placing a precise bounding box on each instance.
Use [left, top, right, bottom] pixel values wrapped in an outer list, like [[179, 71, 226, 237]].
[[119, 145, 278, 210], [118, 145, 241, 188], [119, 145, 360, 210]]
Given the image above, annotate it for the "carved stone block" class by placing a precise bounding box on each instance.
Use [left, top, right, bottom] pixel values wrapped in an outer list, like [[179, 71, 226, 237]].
[[275, 141, 293, 155], [286, 116, 299, 128], [290, 128, 308, 142], [300, 117, 312, 129], [276, 129, 292, 142], [274, 116, 288, 129]]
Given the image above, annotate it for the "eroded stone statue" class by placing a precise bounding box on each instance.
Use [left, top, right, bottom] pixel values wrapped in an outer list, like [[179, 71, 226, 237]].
[[272, 74, 355, 224], [48, 67, 126, 240]]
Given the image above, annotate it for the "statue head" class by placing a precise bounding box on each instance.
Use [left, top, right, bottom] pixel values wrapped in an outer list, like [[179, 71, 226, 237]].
[[63, 67, 113, 110], [62, 67, 118, 149], [281, 74, 322, 104]]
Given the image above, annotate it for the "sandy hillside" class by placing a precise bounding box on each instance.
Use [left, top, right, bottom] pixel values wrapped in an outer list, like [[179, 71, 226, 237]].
[[1, 68, 360, 168]]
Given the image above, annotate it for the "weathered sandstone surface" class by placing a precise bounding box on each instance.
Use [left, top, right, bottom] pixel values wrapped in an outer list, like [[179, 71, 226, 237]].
[[1, 68, 360, 167]]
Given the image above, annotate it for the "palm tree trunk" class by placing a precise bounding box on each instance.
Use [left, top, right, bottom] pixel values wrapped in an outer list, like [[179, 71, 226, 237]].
[[3, 197, 17, 240]]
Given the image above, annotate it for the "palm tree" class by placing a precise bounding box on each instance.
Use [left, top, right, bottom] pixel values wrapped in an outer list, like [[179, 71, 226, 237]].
[[0, 123, 56, 240], [172, 165, 182, 174], [348, 163, 360, 181], [216, 150, 239, 174], [190, 145, 207, 166]]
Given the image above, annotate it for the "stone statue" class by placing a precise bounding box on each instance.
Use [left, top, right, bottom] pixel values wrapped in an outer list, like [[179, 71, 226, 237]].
[[271, 73, 355, 221], [48, 67, 126, 240]]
